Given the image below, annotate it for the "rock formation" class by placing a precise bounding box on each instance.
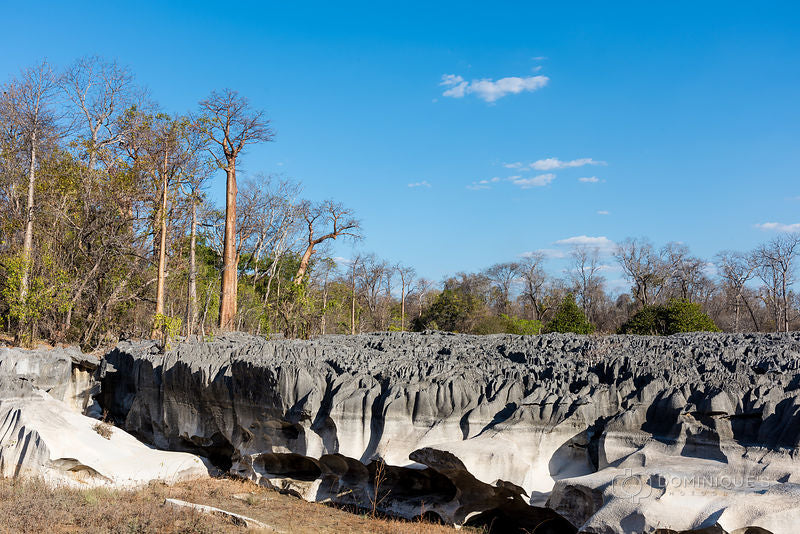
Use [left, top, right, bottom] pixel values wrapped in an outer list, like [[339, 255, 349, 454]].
[[0, 345, 209, 487], [98, 331, 800, 533]]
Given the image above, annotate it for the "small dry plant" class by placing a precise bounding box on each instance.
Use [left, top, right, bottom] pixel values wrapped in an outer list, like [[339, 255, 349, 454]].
[[92, 409, 114, 439]]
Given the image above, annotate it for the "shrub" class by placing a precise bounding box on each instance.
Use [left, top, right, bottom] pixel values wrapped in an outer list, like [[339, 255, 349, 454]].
[[618, 299, 720, 335], [473, 314, 543, 335], [544, 294, 595, 334]]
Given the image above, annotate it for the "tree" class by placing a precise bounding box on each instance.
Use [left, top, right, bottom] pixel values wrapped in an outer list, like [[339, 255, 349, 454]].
[[568, 246, 604, 323], [544, 294, 595, 334], [519, 253, 548, 320], [715, 251, 759, 332], [484, 261, 520, 315], [198, 89, 274, 330], [752, 233, 800, 332], [293, 200, 360, 285], [3, 61, 60, 342], [395, 264, 416, 332], [618, 300, 719, 335]]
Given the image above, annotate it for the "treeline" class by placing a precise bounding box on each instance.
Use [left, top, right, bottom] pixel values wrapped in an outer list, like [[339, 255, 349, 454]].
[[1, 58, 798, 349]]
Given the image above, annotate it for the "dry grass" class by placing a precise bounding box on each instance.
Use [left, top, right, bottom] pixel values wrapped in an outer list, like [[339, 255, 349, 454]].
[[92, 421, 114, 439], [0, 477, 470, 534]]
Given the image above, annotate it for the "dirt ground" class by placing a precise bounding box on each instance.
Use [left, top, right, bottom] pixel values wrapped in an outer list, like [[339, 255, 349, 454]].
[[0, 476, 473, 534]]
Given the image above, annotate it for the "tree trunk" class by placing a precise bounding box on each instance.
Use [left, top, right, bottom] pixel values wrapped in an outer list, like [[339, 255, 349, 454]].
[[219, 164, 238, 330], [151, 164, 169, 338], [351, 264, 356, 335], [185, 198, 198, 337], [16, 130, 37, 344], [294, 245, 314, 285], [19, 130, 37, 305]]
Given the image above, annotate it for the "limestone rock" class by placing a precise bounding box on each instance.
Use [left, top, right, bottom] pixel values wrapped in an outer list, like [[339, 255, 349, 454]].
[[99, 332, 800, 532]]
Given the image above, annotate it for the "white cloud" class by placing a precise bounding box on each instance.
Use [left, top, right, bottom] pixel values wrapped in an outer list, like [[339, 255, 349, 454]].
[[408, 181, 431, 188], [756, 222, 800, 232], [521, 248, 566, 259], [440, 73, 549, 103], [578, 176, 600, 183], [532, 56, 548, 61], [509, 173, 555, 189], [503, 162, 523, 169], [555, 235, 616, 252], [530, 157, 606, 171], [596, 210, 610, 215]]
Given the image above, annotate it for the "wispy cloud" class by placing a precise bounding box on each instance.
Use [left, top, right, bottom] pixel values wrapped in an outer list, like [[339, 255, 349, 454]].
[[555, 235, 616, 252], [408, 181, 431, 188], [521, 248, 566, 259], [509, 173, 555, 189], [597, 210, 610, 215], [756, 222, 800, 232], [440, 74, 549, 103], [578, 176, 600, 183], [531, 157, 606, 171], [466, 177, 501, 190]]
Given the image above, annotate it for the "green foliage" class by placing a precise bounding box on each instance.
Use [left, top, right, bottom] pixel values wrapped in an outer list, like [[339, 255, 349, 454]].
[[473, 314, 543, 335], [544, 294, 596, 334], [618, 299, 720, 335], [412, 289, 479, 332], [0, 253, 70, 342], [153, 313, 182, 351], [501, 314, 543, 335]]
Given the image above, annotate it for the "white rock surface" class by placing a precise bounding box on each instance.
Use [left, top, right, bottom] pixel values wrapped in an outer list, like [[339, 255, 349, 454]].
[[0, 346, 209, 488]]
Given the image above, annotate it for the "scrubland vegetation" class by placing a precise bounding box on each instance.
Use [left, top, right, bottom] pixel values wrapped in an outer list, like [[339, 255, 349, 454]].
[[1, 57, 797, 348]]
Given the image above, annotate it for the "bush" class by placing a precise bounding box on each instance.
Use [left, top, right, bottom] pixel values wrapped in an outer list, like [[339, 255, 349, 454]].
[[473, 314, 543, 335], [618, 300, 720, 335], [544, 294, 595, 334]]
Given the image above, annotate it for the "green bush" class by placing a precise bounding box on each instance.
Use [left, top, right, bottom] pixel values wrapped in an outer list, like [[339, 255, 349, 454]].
[[544, 294, 595, 334], [473, 314, 543, 335], [618, 300, 719, 335]]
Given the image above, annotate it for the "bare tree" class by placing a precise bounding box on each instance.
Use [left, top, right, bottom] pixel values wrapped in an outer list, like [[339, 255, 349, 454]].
[[614, 238, 666, 307], [293, 200, 360, 285], [752, 234, 800, 332], [569, 246, 605, 323], [484, 262, 520, 315], [60, 56, 139, 171], [396, 264, 416, 331], [715, 250, 759, 332], [4, 61, 59, 341], [519, 253, 548, 320], [198, 89, 274, 330]]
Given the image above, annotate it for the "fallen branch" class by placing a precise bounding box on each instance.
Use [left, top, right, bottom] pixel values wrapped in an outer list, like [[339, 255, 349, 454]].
[[163, 498, 281, 532]]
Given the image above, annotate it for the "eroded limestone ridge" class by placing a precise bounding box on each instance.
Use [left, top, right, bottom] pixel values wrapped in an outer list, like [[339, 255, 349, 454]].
[[99, 332, 800, 533]]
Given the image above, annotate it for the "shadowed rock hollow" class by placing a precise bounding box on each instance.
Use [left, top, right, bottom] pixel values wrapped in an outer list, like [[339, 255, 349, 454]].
[[99, 331, 800, 533]]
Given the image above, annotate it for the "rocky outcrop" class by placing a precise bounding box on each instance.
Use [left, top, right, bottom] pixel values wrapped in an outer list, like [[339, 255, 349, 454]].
[[0, 345, 209, 488], [99, 332, 800, 533]]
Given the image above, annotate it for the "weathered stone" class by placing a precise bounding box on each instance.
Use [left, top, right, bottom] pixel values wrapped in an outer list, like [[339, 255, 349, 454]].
[[99, 332, 800, 533]]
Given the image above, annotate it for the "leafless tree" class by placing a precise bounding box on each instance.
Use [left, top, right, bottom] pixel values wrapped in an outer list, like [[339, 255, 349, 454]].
[[484, 261, 520, 315], [752, 234, 800, 332], [568, 246, 605, 323], [395, 264, 416, 331], [4, 60, 60, 341], [198, 89, 274, 330], [293, 200, 360, 285], [518, 253, 548, 320], [60, 56, 140, 171], [715, 250, 759, 332]]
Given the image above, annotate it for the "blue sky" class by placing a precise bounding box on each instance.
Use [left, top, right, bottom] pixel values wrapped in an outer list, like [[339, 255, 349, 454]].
[[2, 1, 800, 285]]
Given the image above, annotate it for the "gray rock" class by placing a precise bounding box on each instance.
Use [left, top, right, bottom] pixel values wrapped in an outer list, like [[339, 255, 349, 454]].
[[99, 331, 800, 533]]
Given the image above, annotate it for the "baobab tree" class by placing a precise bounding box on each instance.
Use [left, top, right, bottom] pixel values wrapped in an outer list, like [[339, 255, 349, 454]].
[[293, 200, 360, 285], [198, 89, 273, 330]]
